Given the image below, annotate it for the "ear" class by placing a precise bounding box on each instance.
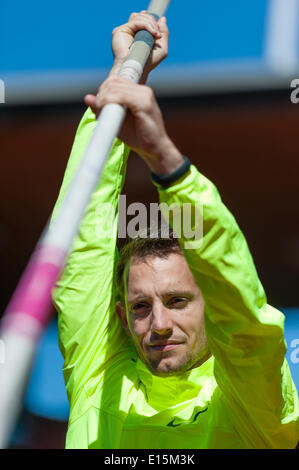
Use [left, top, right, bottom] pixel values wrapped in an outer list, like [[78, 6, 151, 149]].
[[116, 301, 131, 337]]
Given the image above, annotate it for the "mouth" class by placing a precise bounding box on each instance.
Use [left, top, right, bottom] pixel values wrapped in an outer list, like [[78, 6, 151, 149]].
[[147, 342, 183, 352]]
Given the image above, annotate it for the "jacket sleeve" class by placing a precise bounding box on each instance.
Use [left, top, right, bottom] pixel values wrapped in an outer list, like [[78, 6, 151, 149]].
[[51, 107, 131, 406], [156, 164, 299, 448]]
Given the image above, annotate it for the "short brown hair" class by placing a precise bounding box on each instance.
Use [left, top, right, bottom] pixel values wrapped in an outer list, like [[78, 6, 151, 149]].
[[116, 227, 182, 302]]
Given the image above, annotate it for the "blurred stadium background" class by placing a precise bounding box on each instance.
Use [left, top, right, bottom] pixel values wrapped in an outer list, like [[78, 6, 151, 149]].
[[0, 0, 298, 448]]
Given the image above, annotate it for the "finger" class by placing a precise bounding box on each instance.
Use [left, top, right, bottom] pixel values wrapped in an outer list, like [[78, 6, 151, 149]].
[[84, 94, 96, 106], [157, 16, 169, 36], [129, 11, 155, 22], [149, 17, 169, 60], [127, 13, 162, 38], [84, 94, 98, 115], [113, 21, 161, 40], [97, 78, 131, 102], [95, 78, 153, 113], [128, 12, 138, 20]]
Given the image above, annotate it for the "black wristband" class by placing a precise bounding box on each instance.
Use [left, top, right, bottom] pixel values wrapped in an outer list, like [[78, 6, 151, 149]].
[[151, 155, 191, 187]]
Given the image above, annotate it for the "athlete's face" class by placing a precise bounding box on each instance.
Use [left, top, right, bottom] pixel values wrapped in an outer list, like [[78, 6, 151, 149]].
[[117, 253, 210, 376]]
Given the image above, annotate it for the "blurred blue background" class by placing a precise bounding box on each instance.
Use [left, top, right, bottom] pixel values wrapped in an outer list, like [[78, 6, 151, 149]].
[[2, 0, 299, 103], [2, 0, 267, 71]]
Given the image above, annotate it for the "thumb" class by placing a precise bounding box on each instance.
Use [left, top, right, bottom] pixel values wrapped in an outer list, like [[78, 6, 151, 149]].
[[158, 16, 169, 36]]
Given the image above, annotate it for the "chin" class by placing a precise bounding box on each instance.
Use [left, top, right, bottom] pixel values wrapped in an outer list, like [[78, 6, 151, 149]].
[[147, 358, 190, 377]]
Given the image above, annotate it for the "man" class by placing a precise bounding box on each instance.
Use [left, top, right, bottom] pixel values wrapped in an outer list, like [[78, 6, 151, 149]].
[[52, 12, 299, 448]]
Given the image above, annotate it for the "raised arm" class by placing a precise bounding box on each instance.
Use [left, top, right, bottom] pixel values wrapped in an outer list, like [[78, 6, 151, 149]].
[[157, 165, 299, 448], [91, 78, 299, 448], [52, 12, 169, 408]]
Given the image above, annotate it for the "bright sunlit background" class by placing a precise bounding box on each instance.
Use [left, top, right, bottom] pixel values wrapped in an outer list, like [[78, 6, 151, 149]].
[[2, 0, 299, 102]]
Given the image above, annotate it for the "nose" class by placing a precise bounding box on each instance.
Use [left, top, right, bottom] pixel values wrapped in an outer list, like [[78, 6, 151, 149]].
[[151, 301, 173, 335]]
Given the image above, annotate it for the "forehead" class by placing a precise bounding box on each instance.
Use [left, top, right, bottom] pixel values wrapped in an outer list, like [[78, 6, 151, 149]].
[[127, 253, 199, 297]]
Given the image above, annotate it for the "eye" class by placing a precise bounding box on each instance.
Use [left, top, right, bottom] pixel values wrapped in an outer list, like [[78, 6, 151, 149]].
[[168, 297, 188, 308], [131, 302, 151, 316]]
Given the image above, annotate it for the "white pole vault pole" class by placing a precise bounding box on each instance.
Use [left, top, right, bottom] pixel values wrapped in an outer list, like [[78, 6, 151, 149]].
[[0, 0, 171, 449]]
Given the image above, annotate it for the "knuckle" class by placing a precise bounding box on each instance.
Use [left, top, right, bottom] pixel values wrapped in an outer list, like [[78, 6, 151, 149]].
[[146, 86, 154, 99], [143, 86, 154, 109], [101, 92, 113, 104], [97, 82, 105, 95], [107, 75, 118, 86]]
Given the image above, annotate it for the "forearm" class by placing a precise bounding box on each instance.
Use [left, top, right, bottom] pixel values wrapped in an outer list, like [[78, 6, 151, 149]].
[[51, 107, 130, 374], [51, 106, 129, 286], [138, 137, 184, 175]]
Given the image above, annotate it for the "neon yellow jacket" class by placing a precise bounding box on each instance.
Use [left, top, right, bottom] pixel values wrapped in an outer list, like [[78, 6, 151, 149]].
[[52, 107, 299, 449]]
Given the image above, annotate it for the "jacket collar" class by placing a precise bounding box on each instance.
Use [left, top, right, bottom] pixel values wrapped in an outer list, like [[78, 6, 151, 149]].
[[136, 355, 215, 411]]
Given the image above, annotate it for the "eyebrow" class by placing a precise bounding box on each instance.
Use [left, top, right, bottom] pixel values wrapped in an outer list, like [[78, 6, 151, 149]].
[[164, 291, 193, 298], [128, 291, 194, 305], [128, 294, 149, 303]]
